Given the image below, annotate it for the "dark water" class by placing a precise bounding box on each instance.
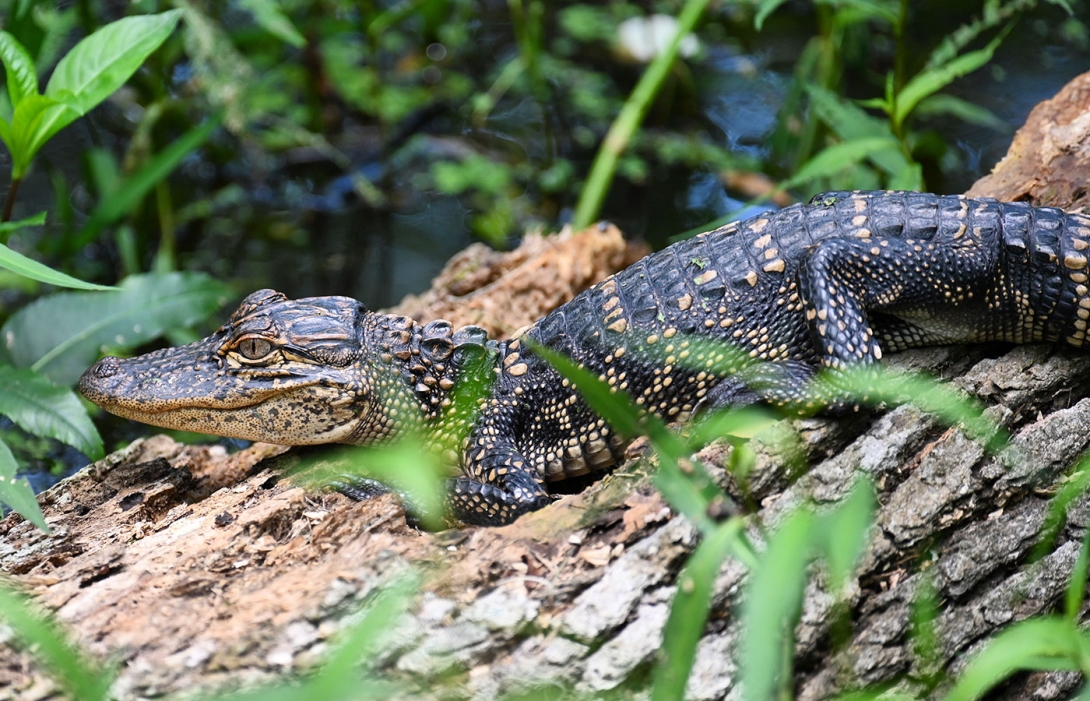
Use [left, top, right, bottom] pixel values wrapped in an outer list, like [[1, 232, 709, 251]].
[[15, 3, 1090, 488]]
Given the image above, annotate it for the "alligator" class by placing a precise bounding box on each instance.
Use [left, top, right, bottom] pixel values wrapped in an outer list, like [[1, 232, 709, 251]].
[[79, 190, 1090, 525]]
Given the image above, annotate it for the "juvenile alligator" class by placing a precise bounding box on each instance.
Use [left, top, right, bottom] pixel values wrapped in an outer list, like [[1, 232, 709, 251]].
[[79, 190, 1090, 525]]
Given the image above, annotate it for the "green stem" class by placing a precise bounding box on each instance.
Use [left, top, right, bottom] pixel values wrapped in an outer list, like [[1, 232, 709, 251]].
[[153, 179, 175, 273], [571, 0, 710, 230], [1, 178, 22, 229]]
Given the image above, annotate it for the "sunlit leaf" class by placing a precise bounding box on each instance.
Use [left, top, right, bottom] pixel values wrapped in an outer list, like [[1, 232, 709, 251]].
[[0, 365, 102, 458], [0, 438, 47, 531], [45, 10, 182, 115], [9, 94, 79, 176], [0, 31, 38, 108], [2, 271, 230, 386], [239, 0, 306, 48]]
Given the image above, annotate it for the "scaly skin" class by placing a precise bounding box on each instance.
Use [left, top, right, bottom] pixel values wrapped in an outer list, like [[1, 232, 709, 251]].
[[80, 191, 1090, 525]]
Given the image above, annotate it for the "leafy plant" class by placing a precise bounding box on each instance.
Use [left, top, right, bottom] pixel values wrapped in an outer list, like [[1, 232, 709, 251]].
[[0, 9, 195, 530]]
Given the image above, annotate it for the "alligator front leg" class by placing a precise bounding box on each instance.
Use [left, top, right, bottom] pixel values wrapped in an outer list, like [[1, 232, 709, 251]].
[[451, 443, 553, 526]]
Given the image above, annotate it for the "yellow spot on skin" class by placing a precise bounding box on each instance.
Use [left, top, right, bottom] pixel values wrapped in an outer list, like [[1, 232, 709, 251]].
[[754, 233, 772, 248], [695, 269, 718, 284], [763, 259, 785, 273], [1066, 254, 1088, 270], [751, 218, 769, 233], [1075, 238, 1090, 251], [646, 335, 659, 345], [1074, 273, 1089, 283], [508, 363, 529, 376], [678, 294, 693, 311], [663, 328, 677, 339], [504, 353, 520, 366], [602, 296, 620, 312], [607, 318, 628, 334], [852, 214, 867, 226], [764, 248, 779, 260], [744, 271, 758, 287]]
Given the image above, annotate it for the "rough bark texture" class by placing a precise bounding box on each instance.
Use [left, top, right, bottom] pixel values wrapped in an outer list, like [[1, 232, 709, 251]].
[[4, 73, 1090, 701]]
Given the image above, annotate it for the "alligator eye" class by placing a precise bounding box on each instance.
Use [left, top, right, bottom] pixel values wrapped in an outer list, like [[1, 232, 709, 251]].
[[238, 337, 274, 360]]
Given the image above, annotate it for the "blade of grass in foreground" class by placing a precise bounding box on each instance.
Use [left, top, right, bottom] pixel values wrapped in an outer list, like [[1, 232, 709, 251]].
[[0, 580, 114, 701]]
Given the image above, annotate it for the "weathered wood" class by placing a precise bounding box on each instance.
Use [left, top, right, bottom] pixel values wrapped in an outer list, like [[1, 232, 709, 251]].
[[3, 73, 1090, 700]]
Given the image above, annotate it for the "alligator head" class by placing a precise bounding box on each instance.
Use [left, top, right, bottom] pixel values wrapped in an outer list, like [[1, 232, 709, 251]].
[[79, 289, 382, 445]]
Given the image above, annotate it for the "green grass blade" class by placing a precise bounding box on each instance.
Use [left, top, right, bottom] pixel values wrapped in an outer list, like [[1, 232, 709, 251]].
[[44, 10, 182, 115], [75, 116, 220, 246], [740, 506, 816, 701], [1066, 526, 1090, 621], [0, 365, 103, 458], [0, 579, 114, 700], [817, 479, 875, 591], [572, 0, 710, 229], [0, 437, 48, 531], [1033, 454, 1090, 560], [943, 618, 1084, 701], [652, 517, 745, 701], [529, 342, 722, 533]]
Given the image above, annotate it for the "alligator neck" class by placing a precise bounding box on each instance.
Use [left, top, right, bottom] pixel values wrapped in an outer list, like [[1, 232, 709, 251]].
[[353, 313, 500, 444]]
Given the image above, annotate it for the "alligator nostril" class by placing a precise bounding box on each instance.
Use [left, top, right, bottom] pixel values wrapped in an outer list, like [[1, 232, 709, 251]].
[[92, 357, 121, 379]]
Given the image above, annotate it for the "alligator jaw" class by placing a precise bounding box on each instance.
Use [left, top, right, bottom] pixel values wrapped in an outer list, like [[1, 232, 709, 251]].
[[78, 290, 375, 445]]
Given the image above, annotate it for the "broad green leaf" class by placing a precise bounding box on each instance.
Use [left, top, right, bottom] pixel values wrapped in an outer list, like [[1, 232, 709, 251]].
[[0, 365, 101, 458], [76, 117, 220, 245], [895, 34, 1003, 127], [0, 31, 38, 108], [943, 618, 1088, 701], [0, 579, 116, 698], [2, 271, 230, 386], [239, 0, 306, 48], [0, 437, 48, 531], [9, 93, 79, 176], [652, 517, 745, 701], [0, 213, 115, 290], [778, 136, 901, 193], [44, 10, 182, 116]]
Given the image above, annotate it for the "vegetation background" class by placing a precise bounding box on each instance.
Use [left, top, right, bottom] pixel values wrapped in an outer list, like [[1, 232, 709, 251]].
[[1, 1, 1090, 699]]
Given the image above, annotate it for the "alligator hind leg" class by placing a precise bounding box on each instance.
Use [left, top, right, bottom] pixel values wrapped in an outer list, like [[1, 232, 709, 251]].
[[796, 234, 994, 400]]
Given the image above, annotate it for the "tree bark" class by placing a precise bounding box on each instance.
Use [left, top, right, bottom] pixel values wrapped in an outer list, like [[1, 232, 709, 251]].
[[4, 75, 1090, 700]]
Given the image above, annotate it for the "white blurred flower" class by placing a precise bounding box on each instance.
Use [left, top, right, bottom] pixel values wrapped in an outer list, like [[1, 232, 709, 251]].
[[616, 14, 701, 63]]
